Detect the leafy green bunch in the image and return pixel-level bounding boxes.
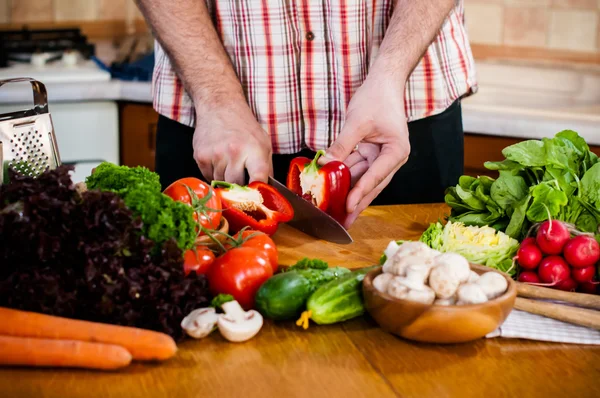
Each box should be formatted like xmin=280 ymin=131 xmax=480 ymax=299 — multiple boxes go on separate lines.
xmin=86 ymin=162 xmax=197 ymax=251
xmin=446 ymin=130 xmax=600 ymax=240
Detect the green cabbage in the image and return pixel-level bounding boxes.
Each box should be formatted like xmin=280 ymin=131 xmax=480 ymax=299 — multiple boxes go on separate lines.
xmin=420 ymin=221 xmax=520 ymax=275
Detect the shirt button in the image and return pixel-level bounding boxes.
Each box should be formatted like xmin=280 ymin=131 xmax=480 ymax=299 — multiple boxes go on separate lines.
xmin=305 ymin=31 xmax=315 ymax=41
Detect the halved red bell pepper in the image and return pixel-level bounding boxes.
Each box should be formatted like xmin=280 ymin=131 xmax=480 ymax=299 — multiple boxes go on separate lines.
xmin=211 ymin=181 xmax=294 ymax=236
xmin=286 ymin=150 xmax=351 ymax=223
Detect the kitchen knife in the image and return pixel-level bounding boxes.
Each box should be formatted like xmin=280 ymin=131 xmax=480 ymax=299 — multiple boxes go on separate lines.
xmin=268 ymin=176 xmax=353 ymax=244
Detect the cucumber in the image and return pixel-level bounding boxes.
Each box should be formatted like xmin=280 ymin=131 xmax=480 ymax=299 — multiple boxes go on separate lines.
xmin=299 ymin=266 xmax=379 ymax=327
xmin=255 ymin=267 xmax=351 ymax=321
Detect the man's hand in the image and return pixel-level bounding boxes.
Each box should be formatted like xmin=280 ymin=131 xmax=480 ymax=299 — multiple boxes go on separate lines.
xmin=193 ymin=100 xmax=272 ymax=184
xmin=321 ymin=0 xmax=456 ymax=228
xmin=321 ymin=73 xmax=410 ymax=228
xmin=136 ymin=0 xmax=271 ymax=184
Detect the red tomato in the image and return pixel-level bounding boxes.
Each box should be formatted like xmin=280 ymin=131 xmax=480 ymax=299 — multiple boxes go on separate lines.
xmin=163 ymin=177 xmax=222 ymax=232
xmin=207 ymin=247 xmax=273 ymax=310
xmin=183 ymin=248 xmax=215 ymax=276
xmin=225 ymin=230 xmax=279 ymax=273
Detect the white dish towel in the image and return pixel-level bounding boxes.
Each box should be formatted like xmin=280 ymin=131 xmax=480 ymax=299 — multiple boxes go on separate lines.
xmin=486 ymin=309 xmax=600 ymax=345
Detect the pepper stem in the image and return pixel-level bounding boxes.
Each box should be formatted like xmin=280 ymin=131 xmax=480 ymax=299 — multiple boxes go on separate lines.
xmin=211 ymin=180 xmax=235 ymax=189
xmin=305 ymin=150 xmax=327 ymax=174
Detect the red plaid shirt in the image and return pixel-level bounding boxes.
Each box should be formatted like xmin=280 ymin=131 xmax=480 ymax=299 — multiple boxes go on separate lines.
xmin=152 ymin=0 xmax=477 ymax=154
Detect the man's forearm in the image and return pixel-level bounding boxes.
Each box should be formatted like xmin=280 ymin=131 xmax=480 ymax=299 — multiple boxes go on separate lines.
xmin=372 ymin=0 xmax=456 ymax=82
xmin=135 ymin=0 xmax=245 ymax=109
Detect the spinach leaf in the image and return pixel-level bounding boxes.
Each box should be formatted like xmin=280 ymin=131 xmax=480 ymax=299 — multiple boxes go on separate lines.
xmin=502 ymin=140 xmax=546 ymax=167
xmin=490 ymin=172 xmax=528 ymax=211
xmin=580 ymin=163 xmax=600 ymax=208
xmin=455 ymin=185 xmax=487 ymax=211
xmin=556 ymin=130 xmax=597 ymax=173
xmin=484 ymin=159 xmax=522 ymax=172
xmin=544 ymin=166 xmax=576 ymax=197
xmin=542 ymin=137 xmax=579 ymax=174
xmin=526 ymin=183 xmax=569 ymax=222
xmin=505 ymin=195 xmax=532 ymax=239
xmin=459 ymin=175 xmax=478 ymax=191
xmin=576 ymin=211 xmax=599 ymax=234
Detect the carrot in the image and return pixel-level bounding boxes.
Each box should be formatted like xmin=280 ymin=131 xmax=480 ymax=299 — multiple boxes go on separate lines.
xmin=0 ymin=307 xmax=177 ymax=361
xmin=0 ymin=335 xmax=132 ymax=370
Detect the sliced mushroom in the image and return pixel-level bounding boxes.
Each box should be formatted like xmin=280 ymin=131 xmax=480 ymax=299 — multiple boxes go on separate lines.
xmin=373 ymin=273 xmax=394 ymax=293
xmin=456 ymin=283 xmax=488 ymax=305
xmin=476 ymin=272 xmax=508 ymax=300
xmin=217 ymin=300 xmax=263 ymax=343
xmin=181 ymin=307 xmax=218 ymax=339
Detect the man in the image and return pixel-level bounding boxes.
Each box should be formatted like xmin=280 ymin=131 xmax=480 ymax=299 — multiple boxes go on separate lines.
xmin=136 ymin=0 xmax=477 ymax=228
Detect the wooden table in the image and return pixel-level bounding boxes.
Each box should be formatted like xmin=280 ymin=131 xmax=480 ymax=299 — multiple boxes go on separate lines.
xmin=1 ymin=204 xmax=599 ymax=397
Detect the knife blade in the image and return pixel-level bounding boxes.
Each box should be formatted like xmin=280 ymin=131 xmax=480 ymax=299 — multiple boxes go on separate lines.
xmin=268 ymin=176 xmax=353 ymax=244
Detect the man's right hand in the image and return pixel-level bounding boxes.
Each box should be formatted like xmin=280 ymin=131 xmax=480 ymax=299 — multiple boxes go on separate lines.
xmin=192 ymin=101 xmax=273 ymax=185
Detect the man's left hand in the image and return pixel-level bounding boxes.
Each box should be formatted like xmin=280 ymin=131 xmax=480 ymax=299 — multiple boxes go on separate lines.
xmin=320 ymin=73 xmax=410 ymax=228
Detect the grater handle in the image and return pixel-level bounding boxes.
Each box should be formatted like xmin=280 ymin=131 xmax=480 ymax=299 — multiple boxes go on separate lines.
xmin=0 ymin=77 xmax=49 ymax=115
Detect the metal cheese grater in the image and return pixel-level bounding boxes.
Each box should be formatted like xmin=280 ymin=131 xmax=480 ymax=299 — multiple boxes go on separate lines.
xmin=0 ymin=78 xmax=61 ymax=184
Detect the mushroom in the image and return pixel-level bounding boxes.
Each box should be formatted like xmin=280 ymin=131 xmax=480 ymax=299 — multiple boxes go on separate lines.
xmin=386 ymin=278 xmax=409 ymax=299
xmin=392 ymin=275 xmax=428 ymax=291
xmin=394 ymin=241 xmax=433 ymax=257
xmin=428 ymin=264 xmax=461 ymax=299
xmin=181 ymin=307 xmax=218 ymax=339
xmin=383 ymin=240 xmax=401 ymax=260
xmin=434 ymin=297 xmax=456 ymax=306
xmin=456 ymin=283 xmax=488 ymax=305
xmin=384 ymin=254 xmax=435 ymax=276
xmin=405 ymin=264 xmax=432 ymax=285
xmin=217 ymin=300 xmax=263 ymax=343
xmin=404 ymin=285 xmax=436 ymax=305
xmin=467 ymin=270 xmax=480 ymax=284
xmin=476 ymin=272 xmax=508 ymax=300
xmin=373 ymin=273 xmax=394 ymax=293
xmin=433 ymin=252 xmax=471 ymax=283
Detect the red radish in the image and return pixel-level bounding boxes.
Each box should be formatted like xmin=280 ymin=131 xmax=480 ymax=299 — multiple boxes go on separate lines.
xmin=537 ymin=256 xmax=570 ymax=284
xmin=563 ymin=235 xmax=600 ymax=268
xmin=516 ymin=243 xmax=543 ymax=270
xmin=518 ymin=271 xmax=541 ymax=284
xmin=521 ymin=237 xmax=537 ymax=247
xmin=579 ymin=281 xmax=598 ymax=294
xmin=536 ymin=220 xmax=570 ymax=255
xmin=555 ymin=278 xmax=578 ymax=292
xmin=571 ymin=265 xmax=597 ymax=283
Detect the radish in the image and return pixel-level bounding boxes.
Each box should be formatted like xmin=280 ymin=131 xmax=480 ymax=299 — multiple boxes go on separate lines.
xmin=579 ymin=281 xmax=598 ymax=295
xmin=536 ymin=220 xmax=570 ymax=255
xmin=563 ymin=235 xmax=600 ymax=268
xmin=516 ymin=243 xmax=543 ymax=270
xmin=521 ymin=237 xmax=537 ymax=247
xmin=555 ymin=278 xmax=578 ymax=292
xmin=572 ymin=265 xmax=597 ymax=283
xmin=537 ymin=256 xmax=570 ymax=285
xmin=518 ymin=271 xmax=540 ymax=284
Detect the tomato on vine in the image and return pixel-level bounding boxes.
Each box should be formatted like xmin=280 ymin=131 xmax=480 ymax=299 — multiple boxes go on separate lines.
xmin=163 ymin=177 xmax=222 ymax=234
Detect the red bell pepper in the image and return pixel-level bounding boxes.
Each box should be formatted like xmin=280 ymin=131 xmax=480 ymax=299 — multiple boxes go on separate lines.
xmin=286 ymin=150 xmax=351 ymax=223
xmin=211 ymin=181 xmax=294 ymax=236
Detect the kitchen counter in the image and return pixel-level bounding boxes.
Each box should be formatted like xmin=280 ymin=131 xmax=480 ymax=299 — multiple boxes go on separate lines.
xmin=0 ymin=59 xmax=598 ymax=143
xmin=0 ymin=203 xmax=598 ymax=398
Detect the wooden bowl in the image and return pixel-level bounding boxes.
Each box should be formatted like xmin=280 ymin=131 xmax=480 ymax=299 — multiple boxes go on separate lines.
xmin=195 ymin=217 xmax=230 ymax=250
xmin=362 ymin=263 xmax=517 ymax=344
